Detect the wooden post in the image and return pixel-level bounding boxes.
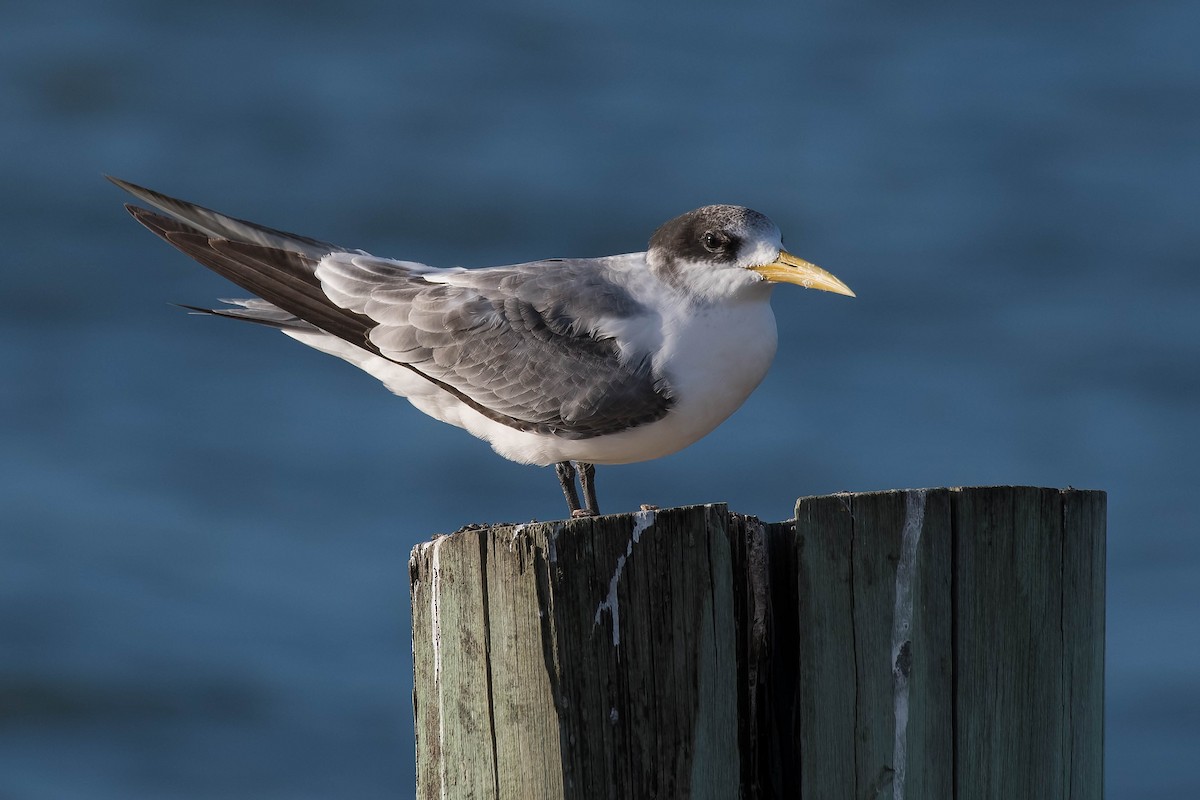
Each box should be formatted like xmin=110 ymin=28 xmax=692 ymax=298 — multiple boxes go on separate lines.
xmin=409 ymin=486 xmax=1105 ymax=799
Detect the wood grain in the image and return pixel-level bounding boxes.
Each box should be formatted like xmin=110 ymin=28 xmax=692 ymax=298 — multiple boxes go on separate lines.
xmin=409 ymin=487 xmax=1105 ymax=799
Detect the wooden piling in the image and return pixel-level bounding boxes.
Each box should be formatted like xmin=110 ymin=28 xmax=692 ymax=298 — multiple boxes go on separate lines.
xmin=409 ymin=486 xmax=1105 ymax=799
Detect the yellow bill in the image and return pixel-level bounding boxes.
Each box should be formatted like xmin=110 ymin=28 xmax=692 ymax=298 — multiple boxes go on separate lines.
xmin=750 ymin=250 xmax=855 ymax=297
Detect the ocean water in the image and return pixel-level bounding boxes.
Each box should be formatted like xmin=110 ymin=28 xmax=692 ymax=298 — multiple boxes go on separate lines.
xmin=1 ymin=1 xmax=1197 ymax=796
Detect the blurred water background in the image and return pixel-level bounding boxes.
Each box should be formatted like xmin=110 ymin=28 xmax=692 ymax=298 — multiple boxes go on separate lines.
xmin=1 ymin=1 xmax=1197 ymax=796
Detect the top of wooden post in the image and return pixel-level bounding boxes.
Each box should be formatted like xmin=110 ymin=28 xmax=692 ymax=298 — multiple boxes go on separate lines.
xmin=409 ymin=486 xmax=1105 ymax=800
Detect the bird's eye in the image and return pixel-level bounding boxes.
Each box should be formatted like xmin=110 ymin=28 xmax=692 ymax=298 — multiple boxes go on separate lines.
xmin=702 ymin=231 xmax=725 ymax=252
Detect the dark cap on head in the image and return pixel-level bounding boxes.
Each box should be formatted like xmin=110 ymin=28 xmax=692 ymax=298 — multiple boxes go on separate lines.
xmin=648 ymin=205 xmax=775 ymax=266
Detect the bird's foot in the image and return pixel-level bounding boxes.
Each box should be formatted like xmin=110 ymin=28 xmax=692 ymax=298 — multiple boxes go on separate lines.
xmin=639 ymin=504 xmax=659 ymax=512
xmin=555 ymin=461 xmax=600 ymax=518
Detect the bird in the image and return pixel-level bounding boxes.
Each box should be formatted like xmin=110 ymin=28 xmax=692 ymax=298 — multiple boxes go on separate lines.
xmin=109 ymin=177 xmax=854 ymax=517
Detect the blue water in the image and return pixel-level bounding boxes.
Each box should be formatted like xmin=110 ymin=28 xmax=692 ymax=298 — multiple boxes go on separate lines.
xmin=2 ymin=1 xmax=1197 ymax=796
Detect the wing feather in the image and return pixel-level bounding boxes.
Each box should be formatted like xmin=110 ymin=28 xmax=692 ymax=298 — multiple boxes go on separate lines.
xmin=316 ymin=254 xmax=674 ymax=438
xmin=108 ymin=176 xmax=347 ymax=259
xmin=116 ymin=182 xmax=674 ymax=439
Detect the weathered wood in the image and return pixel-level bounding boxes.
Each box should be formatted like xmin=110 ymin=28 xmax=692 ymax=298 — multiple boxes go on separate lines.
xmin=1061 ymin=489 xmax=1106 ymax=800
xmin=409 ymin=487 xmax=1105 ymax=799
xmin=790 ymin=489 xmax=955 ymax=800
xmin=411 ymin=505 xmax=740 ymax=800
xmin=726 ymin=513 xmax=800 ymax=798
xmin=954 ymin=487 xmax=1067 ymax=799
xmin=410 ymin=528 xmax=500 ymax=799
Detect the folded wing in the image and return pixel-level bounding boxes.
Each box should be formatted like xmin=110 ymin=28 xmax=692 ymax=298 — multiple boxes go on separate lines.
xmin=117 ymin=182 xmax=674 ymax=439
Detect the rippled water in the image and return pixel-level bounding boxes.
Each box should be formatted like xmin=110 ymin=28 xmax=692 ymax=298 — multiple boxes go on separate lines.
xmin=2 ymin=1 xmax=1197 ymax=796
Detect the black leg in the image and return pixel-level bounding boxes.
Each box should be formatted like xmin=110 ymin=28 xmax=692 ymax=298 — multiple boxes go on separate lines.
xmin=554 ymin=461 xmax=582 ymax=515
xmin=577 ymin=461 xmax=599 ymax=516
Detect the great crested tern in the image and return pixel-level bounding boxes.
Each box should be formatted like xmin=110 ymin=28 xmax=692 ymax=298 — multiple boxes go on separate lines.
xmin=109 ymin=177 xmax=854 ymax=517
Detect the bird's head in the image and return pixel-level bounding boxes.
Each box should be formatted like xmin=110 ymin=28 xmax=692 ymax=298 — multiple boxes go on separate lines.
xmin=646 ymin=205 xmax=854 ymax=302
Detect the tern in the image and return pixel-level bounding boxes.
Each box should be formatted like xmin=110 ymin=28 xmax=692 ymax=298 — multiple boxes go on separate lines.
xmin=110 ymin=177 xmax=853 ymax=517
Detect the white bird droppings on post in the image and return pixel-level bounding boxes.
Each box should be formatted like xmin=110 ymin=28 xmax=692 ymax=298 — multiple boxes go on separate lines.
xmin=593 ymin=510 xmax=656 ymax=648
xmin=890 ymin=489 xmax=926 ymax=800
xmin=630 ymin=510 xmax=656 ymax=541
xmin=508 ymin=523 xmax=526 ymax=550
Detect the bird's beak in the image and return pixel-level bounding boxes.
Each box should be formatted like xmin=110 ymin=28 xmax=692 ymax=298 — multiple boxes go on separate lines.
xmin=750 ymin=251 xmax=856 ymax=297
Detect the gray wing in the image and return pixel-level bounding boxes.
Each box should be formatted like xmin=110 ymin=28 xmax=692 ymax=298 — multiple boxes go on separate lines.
xmin=115 ymin=181 xmax=673 ymax=439
xmin=317 ymin=254 xmax=675 ymax=439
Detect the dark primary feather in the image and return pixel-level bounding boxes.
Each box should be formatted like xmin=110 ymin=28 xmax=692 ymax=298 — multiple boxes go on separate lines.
xmin=127 ymin=205 xmax=376 ymax=348
xmin=118 ymin=184 xmax=675 ymax=439
xmin=108 ymin=176 xmax=347 ymax=259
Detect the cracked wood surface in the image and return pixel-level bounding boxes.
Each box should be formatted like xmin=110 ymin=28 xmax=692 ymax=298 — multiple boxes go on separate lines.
xmin=409 ymin=487 xmax=1105 ymax=799
xmin=410 ymin=504 xmax=737 ymax=800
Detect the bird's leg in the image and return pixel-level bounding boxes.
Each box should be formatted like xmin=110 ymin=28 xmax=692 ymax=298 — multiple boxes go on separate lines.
xmin=554 ymin=461 xmax=583 ymax=516
xmin=577 ymin=461 xmax=600 ymax=517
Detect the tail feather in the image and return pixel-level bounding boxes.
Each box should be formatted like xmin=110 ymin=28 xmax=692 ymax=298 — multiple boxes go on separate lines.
xmin=177 ymin=299 xmax=317 ymax=331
